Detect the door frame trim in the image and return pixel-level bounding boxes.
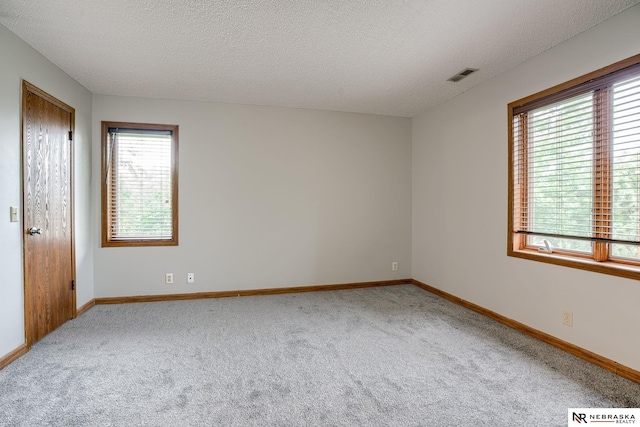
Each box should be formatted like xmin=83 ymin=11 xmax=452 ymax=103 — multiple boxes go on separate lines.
xmin=21 ymin=80 xmax=77 ymax=348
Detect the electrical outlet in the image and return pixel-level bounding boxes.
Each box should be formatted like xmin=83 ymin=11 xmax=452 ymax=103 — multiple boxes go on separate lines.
xmin=562 ymin=310 xmax=573 ymax=327
xmin=392 ymin=262 xmax=398 ymax=271
xmin=187 ymin=273 xmax=195 ymax=284
xmin=165 ymin=273 xmax=174 ymax=284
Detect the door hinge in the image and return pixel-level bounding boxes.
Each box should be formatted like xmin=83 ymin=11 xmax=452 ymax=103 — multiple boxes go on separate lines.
xmin=68 ymin=130 xmax=73 ymax=141
xmin=71 ymin=280 xmax=75 ymax=291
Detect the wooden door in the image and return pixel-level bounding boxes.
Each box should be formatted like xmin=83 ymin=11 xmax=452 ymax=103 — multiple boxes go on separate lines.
xmin=22 ymin=81 xmax=76 ymax=346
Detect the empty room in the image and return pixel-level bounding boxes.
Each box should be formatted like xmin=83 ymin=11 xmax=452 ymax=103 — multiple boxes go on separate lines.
xmin=1 ymin=1 xmax=639 ymax=425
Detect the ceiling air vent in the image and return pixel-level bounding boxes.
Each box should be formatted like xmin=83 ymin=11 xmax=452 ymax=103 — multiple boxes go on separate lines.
xmin=447 ymin=68 xmax=478 ymax=82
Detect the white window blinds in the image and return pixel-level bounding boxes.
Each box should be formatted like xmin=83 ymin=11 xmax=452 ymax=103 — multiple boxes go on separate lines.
xmin=106 ymin=128 xmax=175 ymax=241
xmin=512 ymin=64 xmax=640 ymax=249
xmin=611 ymin=74 xmax=640 ymax=256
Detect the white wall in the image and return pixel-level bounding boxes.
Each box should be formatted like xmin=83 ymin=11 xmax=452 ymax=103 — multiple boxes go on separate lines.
xmin=0 ymin=24 xmax=94 ymax=358
xmin=412 ymin=4 xmax=640 ymax=371
xmin=92 ymin=96 xmax=412 ymax=297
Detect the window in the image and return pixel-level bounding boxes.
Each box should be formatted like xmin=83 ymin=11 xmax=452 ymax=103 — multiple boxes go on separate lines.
xmin=508 ymin=54 xmax=640 ymax=279
xmin=101 ymin=121 xmax=178 ymax=247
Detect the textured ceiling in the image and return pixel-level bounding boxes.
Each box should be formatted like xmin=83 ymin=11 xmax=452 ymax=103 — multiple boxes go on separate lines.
xmin=1 ymin=0 xmax=638 ymax=117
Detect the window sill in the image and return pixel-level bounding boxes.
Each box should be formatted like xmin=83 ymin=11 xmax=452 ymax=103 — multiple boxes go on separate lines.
xmin=102 ymin=239 xmax=178 ymax=248
xmin=508 ymin=248 xmax=640 ymax=281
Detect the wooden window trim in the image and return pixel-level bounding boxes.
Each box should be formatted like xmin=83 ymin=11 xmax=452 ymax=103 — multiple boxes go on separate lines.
xmin=101 ymin=121 xmax=179 ymax=247
xmin=508 ymin=54 xmax=640 ymax=280
xmin=592 ymin=87 xmax=611 ymax=262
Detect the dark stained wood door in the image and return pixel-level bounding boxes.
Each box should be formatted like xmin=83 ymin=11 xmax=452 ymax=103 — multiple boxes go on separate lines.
xmin=22 ymin=81 xmax=75 ymax=345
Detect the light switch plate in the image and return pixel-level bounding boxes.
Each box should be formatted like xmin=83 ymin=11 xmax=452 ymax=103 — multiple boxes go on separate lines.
xmin=10 ymin=206 xmax=18 ymax=222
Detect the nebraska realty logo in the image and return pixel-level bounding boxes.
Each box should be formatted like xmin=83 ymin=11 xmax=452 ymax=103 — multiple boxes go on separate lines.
xmin=569 ymin=408 xmax=639 ymax=424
